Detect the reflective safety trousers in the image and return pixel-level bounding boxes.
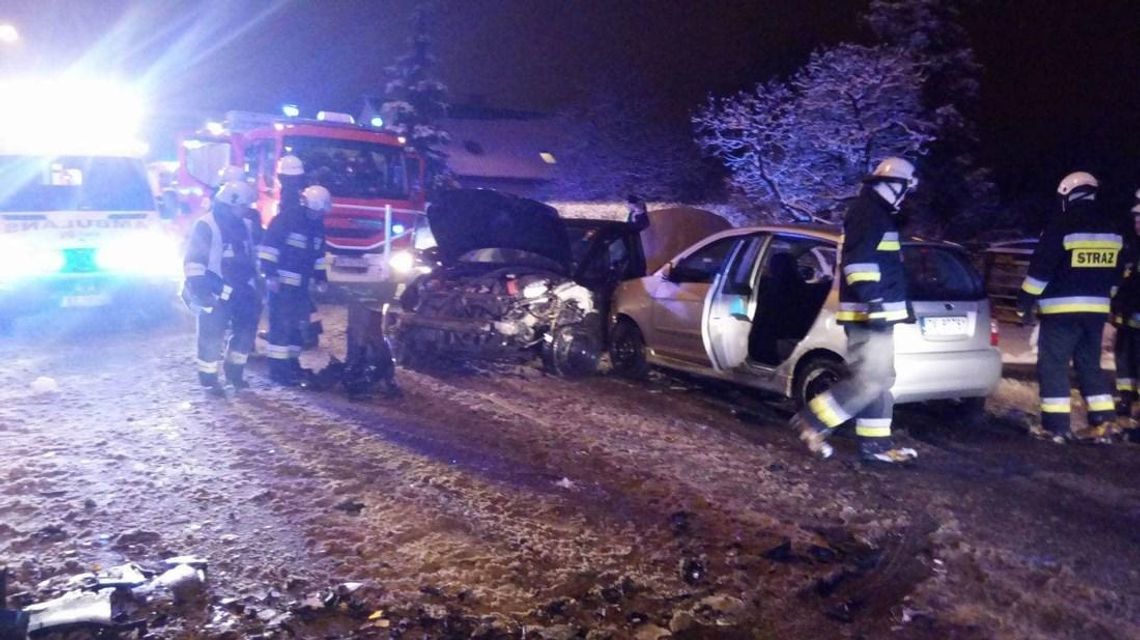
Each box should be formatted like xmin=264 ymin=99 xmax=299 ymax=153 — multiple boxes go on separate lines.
xmin=1037 ymin=315 xmax=1114 ymax=434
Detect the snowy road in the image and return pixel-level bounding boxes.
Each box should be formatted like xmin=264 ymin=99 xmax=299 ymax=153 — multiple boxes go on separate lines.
xmin=1 ymin=304 xmax=1139 ymax=639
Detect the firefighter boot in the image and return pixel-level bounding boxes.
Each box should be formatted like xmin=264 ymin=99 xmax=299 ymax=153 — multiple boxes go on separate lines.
xmin=268 ymin=359 xmax=300 ymax=387
xmin=859 ymin=440 xmax=918 ymax=466
xmin=791 ymin=413 xmax=833 ymax=459
xmin=223 ymin=362 xmax=250 ymax=390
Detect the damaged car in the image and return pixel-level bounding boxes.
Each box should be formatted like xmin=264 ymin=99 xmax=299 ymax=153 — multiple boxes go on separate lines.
xmin=394 ymin=190 xmax=730 ymax=375
xmin=396 ymin=189 xmax=605 ymax=375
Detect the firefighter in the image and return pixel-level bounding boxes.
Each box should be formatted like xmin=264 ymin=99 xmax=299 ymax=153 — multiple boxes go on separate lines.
xmin=1111 ymin=196 xmax=1140 ymax=441
xmin=182 ymin=181 xmax=262 ymax=395
xmin=1018 ymin=172 xmax=1123 ymax=443
xmin=791 ymin=157 xmax=920 ymax=465
xmin=259 ymin=184 xmax=331 ymax=386
xmin=217 ymin=164 xmax=264 ymax=246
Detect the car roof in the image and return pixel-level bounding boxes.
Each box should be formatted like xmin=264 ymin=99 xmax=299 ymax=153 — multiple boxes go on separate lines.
xmin=691 ymin=223 xmax=967 ymax=251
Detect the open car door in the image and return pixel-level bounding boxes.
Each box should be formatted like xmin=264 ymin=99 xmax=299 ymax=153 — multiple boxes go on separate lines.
xmin=701 ymin=234 xmax=767 ymax=371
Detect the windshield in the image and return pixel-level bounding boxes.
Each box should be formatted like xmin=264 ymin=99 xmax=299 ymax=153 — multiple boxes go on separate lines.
xmin=284 ymin=136 xmax=408 ymax=200
xmin=0 ymin=155 xmax=154 ymax=212
xmin=902 ymin=244 xmax=985 ymax=301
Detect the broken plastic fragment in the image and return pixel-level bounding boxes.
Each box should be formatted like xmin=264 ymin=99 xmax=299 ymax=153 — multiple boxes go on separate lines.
xmin=24 ymin=590 xmax=113 ymax=633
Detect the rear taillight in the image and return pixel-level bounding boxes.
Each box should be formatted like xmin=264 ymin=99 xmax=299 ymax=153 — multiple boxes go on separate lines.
xmin=990 ymin=318 xmax=1000 ymax=347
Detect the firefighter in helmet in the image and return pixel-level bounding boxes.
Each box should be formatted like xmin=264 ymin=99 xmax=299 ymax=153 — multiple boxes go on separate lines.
xmin=1018 ymin=172 xmax=1123 ymax=443
xmin=216 ymin=164 xmax=264 ymax=246
xmin=792 ymin=157 xmax=920 ymax=465
xmin=259 ymin=182 xmax=330 ymax=385
xmin=1110 ymin=191 xmax=1140 ymax=441
xmin=183 ymin=180 xmax=262 ymax=395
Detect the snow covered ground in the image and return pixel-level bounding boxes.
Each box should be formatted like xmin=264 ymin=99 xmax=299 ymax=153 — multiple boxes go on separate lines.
xmin=1 ymin=304 xmax=1138 ymax=639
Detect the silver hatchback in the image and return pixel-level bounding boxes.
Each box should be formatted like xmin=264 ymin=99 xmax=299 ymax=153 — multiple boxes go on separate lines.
xmin=609 ymin=225 xmax=1002 ymax=409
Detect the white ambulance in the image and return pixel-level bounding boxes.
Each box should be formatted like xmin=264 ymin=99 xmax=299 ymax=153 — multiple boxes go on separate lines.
xmin=0 ymin=78 xmax=181 ymax=327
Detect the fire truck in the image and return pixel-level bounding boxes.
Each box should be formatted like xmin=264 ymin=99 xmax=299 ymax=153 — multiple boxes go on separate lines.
xmin=0 ymin=78 xmax=181 ymax=327
xmin=175 ymin=110 xmax=426 ymax=285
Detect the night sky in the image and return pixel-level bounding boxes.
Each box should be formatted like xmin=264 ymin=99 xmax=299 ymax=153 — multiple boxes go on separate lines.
xmin=2 ymin=0 xmax=1138 ymax=207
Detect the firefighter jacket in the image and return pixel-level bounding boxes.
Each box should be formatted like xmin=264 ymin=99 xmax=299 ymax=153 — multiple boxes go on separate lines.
xmin=836 ymin=188 xmax=909 ymax=325
xmin=1111 ymin=235 xmax=1140 ymax=327
xmin=183 ymin=207 xmax=259 ymax=309
xmin=258 ymin=207 xmax=328 ymax=291
xmin=1019 ymin=200 xmax=1123 ymax=316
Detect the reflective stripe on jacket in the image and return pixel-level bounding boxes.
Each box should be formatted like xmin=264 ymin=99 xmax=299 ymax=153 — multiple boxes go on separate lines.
xmin=1019 ymin=200 xmax=1123 ymax=316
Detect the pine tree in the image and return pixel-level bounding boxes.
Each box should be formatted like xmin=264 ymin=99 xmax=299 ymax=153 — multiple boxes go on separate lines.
xmin=381 ymin=4 xmax=451 ymax=189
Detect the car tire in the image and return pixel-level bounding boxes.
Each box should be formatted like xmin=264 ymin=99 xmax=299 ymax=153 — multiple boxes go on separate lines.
xmin=542 ymin=324 xmax=601 ymax=377
xmin=610 ymin=320 xmax=649 ymax=379
xmin=793 ymin=354 xmax=846 ymax=410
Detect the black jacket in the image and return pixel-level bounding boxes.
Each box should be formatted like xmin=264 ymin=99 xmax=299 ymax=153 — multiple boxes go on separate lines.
xmin=183 ymin=207 xmax=258 ymax=307
xmin=258 ymin=208 xmax=328 ymax=290
xmin=1020 ymin=199 xmax=1123 ymax=316
xmin=836 ymin=188 xmax=909 ymax=325
xmin=1111 ymin=233 xmax=1140 ymax=326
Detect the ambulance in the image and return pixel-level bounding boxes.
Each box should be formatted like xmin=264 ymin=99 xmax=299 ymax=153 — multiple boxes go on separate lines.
xmin=0 ymin=77 xmax=180 ymax=326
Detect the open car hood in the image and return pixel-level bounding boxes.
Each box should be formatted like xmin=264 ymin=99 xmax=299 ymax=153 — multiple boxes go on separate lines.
xmin=428 ymin=189 xmax=572 ymax=273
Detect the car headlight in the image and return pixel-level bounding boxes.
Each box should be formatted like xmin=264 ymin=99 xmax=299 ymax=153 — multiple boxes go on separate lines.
xmin=95 ymin=232 xmax=183 ymax=277
xmin=0 ymin=243 xmax=65 ymax=281
xmin=389 ymin=250 xmax=415 ymax=274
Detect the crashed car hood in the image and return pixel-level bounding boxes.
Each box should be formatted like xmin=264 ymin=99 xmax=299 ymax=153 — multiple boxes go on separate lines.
xmin=428 ymin=190 xmax=572 ymax=273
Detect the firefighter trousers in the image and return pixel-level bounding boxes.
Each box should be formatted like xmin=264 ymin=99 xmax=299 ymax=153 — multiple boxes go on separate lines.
xmin=1114 ymin=325 xmax=1140 ymax=413
xmin=799 ymin=324 xmax=897 ymax=450
xmin=1037 ymin=314 xmax=1114 ymax=434
xmin=266 ymin=289 xmax=308 ymax=378
xmin=196 ymin=287 xmax=260 ymax=386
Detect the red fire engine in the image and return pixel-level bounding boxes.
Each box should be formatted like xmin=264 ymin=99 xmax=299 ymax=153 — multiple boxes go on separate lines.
xmin=175 ymin=110 xmax=426 ymax=283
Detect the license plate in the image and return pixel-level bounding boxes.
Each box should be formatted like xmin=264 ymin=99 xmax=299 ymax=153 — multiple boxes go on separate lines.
xmin=61 ymin=293 xmax=111 ymax=308
xmin=921 ymin=315 xmax=968 ymax=336
xmin=334 ymin=256 xmax=370 ymax=269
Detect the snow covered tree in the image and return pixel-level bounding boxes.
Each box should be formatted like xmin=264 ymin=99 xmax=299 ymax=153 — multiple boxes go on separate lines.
xmin=694 ymin=44 xmax=935 ymax=223
xmin=381 ymin=4 xmax=451 ymax=189
xmin=866 ymin=0 xmax=998 ymax=238
xmin=549 ymin=89 xmax=722 ymax=203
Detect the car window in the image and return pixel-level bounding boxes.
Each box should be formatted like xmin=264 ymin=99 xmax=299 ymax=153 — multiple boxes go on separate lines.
xmin=761 ymin=236 xmax=835 ymax=285
xmin=903 ymin=245 xmax=985 ymax=301
xmin=722 ymin=235 xmax=765 ymax=295
xmin=671 ymin=236 xmax=739 ymax=284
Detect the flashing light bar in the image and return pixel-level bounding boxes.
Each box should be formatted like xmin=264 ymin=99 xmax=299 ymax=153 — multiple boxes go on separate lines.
xmin=205 ymin=121 xmax=225 ymax=136
xmin=0 ymin=76 xmax=147 ymax=156
xmin=316 ymin=111 xmax=354 ymax=124
xmin=282 ymin=104 xmax=300 ymax=118
xmin=370 ymin=116 xmax=384 ymax=128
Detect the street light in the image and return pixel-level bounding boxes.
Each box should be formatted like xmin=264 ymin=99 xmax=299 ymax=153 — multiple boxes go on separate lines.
xmin=0 ymin=23 xmax=18 ymax=45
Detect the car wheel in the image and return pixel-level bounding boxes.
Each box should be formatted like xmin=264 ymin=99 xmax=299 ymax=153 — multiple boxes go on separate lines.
xmin=543 ymin=324 xmax=601 ymax=377
xmin=793 ymin=354 xmax=846 ymax=410
xmin=610 ymin=320 xmax=649 ymax=379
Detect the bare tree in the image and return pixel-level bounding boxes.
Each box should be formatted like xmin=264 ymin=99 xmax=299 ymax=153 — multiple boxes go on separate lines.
xmin=694 ymin=44 xmax=935 ymax=224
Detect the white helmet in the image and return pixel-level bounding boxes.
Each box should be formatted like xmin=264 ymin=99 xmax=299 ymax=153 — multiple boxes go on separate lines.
xmin=865 ymin=156 xmax=918 ymax=188
xmin=1057 ymin=171 xmax=1098 ymax=196
xmin=301 ymin=185 xmax=332 ymax=213
xmin=217 ymin=164 xmax=245 ymax=185
xmin=1132 ymin=202 xmax=1140 ymax=216
xmin=1134 ymin=187 xmax=1140 ymax=201
xmin=276 ymin=154 xmax=304 ymax=177
xmin=215 ymin=180 xmax=256 ymax=207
